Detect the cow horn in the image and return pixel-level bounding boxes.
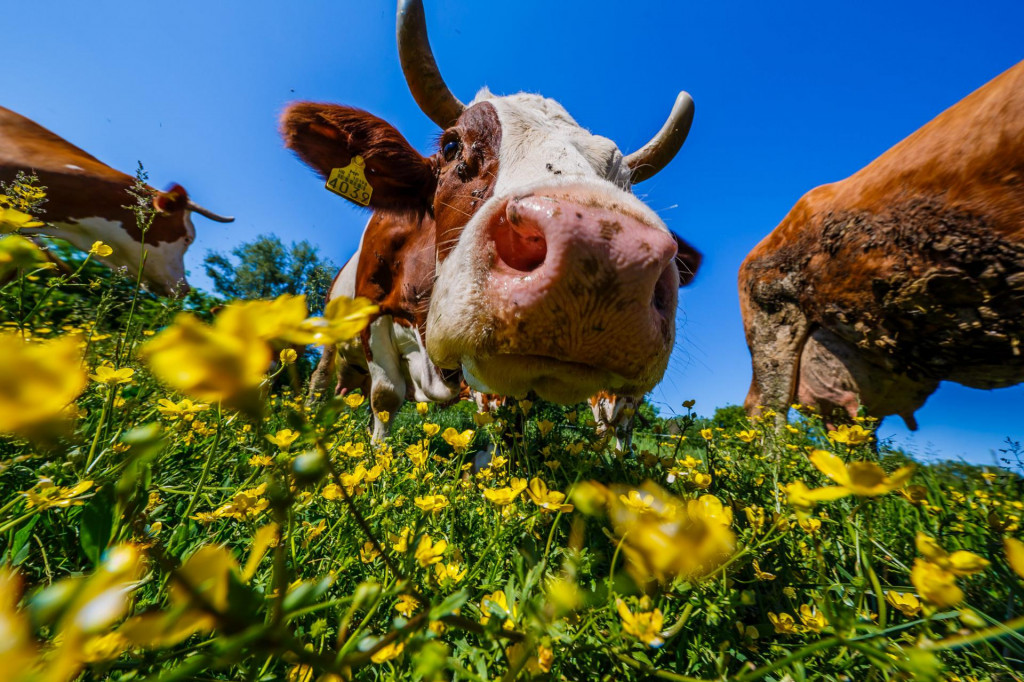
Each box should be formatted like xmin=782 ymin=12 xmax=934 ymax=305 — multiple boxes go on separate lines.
xmin=624 ymin=91 xmax=695 ymax=183
xmin=397 ymin=0 xmax=465 ymax=129
xmin=186 ymin=200 xmax=234 ymax=223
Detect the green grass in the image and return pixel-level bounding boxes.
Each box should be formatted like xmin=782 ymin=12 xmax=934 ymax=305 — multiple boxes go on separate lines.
xmin=1 ymin=200 xmax=1022 ymax=681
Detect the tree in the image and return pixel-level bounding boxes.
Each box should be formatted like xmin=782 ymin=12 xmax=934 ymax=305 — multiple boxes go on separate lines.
xmin=203 ymin=235 xmax=336 ymax=314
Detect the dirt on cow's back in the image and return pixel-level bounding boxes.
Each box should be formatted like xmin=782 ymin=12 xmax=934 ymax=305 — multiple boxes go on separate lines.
xmin=778 ymin=197 xmax=1024 ymax=388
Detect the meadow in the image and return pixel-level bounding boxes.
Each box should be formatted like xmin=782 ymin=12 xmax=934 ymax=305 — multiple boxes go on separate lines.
xmin=1 ymin=176 xmax=1023 ymax=681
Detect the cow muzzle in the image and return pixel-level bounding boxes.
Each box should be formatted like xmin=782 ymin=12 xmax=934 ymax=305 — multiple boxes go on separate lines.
xmin=430 ymin=185 xmax=680 ymax=403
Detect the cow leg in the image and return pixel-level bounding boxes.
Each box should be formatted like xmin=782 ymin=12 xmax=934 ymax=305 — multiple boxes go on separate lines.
xmin=366 ymin=318 xmax=406 ymax=442
xmin=307 ymin=345 xmax=338 ymax=404
xmin=741 ymin=299 xmax=811 ymax=423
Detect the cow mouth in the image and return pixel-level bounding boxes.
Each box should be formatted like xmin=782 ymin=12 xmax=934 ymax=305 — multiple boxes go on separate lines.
xmin=461 ymin=353 xmax=636 ymax=404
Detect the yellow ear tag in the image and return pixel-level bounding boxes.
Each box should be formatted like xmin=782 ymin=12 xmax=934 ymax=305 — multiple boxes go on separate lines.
xmin=326 ymin=155 xmax=373 ymax=206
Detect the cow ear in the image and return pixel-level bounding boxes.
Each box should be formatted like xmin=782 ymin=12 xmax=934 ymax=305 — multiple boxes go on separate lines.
xmin=673 ymin=233 xmax=702 ymax=287
xmin=281 ymin=102 xmax=437 ymax=210
xmin=154 ymin=184 xmax=188 ymax=214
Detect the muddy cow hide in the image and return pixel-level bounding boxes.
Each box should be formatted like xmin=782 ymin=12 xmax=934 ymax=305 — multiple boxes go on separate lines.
xmin=739 ymin=60 xmax=1024 ymax=429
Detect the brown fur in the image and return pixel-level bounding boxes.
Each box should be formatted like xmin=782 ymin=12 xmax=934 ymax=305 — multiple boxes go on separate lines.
xmin=739 ymin=60 xmax=1024 ymax=426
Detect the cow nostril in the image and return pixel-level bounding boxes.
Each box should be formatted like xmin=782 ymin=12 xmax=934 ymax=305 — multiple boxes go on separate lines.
xmin=492 ymin=207 xmax=547 ymax=272
xmin=651 ymin=263 xmax=675 ymax=317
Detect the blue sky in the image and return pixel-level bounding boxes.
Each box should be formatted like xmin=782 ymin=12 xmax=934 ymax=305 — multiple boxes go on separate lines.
xmin=4 ymin=0 xmax=1022 ymax=464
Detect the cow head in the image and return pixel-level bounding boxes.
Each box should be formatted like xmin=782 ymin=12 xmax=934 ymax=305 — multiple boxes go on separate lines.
xmin=281 ymin=0 xmax=701 ymax=403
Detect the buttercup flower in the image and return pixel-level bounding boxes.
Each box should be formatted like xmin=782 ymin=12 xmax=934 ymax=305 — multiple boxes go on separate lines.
xmin=442 ymin=427 xmax=475 ymax=453
xmin=266 ymin=429 xmax=300 ymax=450
xmin=885 ymin=591 xmax=922 ymax=617
xmin=525 ymin=478 xmax=574 ymax=513
xmin=616 ymin=599 xmax=664 ymax=647
xmin=91 ymin=363 xmax=135 ymax=384
xmin=414 ymin=534 xmax=447 ymax=567
xmin=807 ymin=450 xmax=914 ymax=499
xmin=827 ymin=424 xmax=874 ymax=445
xmin=0 ymin=334 xmax=86 ymax=435
xmin=483 ymin=478 xmax=528 ymax=507
xmin=89 ymin=241 xmax=113 ymax=257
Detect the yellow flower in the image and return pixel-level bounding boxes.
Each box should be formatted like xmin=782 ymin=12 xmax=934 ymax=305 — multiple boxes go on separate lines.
xmin=301 ymin=519 xmax=327 ymax=545
xmin=0 ymin=198 xmax=44 ymax=231
xmin=0 ymin=234 xmax=44 ymax=274
xmin=416 ymin=402 xmax=429 ymax=415
xmin=23 ymin=478 xmax=93 ymax=510
xmin=768 ymin=612 xmax=801 ymax=635
xmin=537 ymin=645 xmax=554 ymax=672
xmin=279 ymin=348 xmax=298 ymax=365
xmin=371 ymin=640 xmax=404 ymax=664
xmin=433 ymin=561 xmax=467 ymax=587
xmin=480 ymin=590 xmax=516 ymax=629
xmin=619 ymin=490 xmax=656 ymax=514
xmin=141 ymin=311 xmax=271 ymax=414
xmin=390 ymin=527 xmax=411 ymax=553
xmin=799 ymin=604 xmax=826 ymax=632
xmin=616 ymin=599 xmax=664 ymax=647
xmin=414 ymin=534 xmax=447 ymax=567
xmin=752 ymin=559 xmax=775 ymax=581
xmin=690 ymin=472 xmax=712 ymax=489
xmin=343 ymin=393 xmax=365 ymax=409
xmin=915 ymin=533 xmax=990 ymax=576
xmin=89 ymin=241 xmax=113 ymax=257
xmin=911 ymin=558 xmax=963 ymax=608
xmin=483 ymin=478 xmax=528 ymax=507
xmin=735 ymin=430 xmax=757 ymax=443
xmin=406 ymin=441 xmax=428 ymax=468
xmin=376 ymin=410 xmax=390 ymax=423
xmin=0 ymin=334 xmax=86 ymax=435
xmin=798 ymin=517 xmax=822 ymax=533
xmin=536 ymin=419 xmax=554 ymax=436
xmin=248 ymin=455 xmax=274 ymax=467
xmin=414 ymin=494 xmax=450 ymax=514
xmin=359 ymin=541 xmax=380 ymax=563
xmin=807 ymin=450 xmax=914 ymax=499
xmin=442 ymin=427 xmax=475 ymax=453
xmin=321 ymin=483 xmax=343 ymax=501
xmin=266 ymin=428 xmax=300 ymax=449
xmin=584 ymin=483 xmax=735 ymax=584
xmin=827 ymin=424 xmax=874 ymax=445
xmin=473 ymin=411 xmax=494 ymax=426
xmin=394 ymin=594 xmax=418 ymax=618
xmin=525 ymin=478 xmax=574 ymax=513
xmin=1005 ymin=537 xmax=1024 ymax=580
xmin=213 ymin=484 xmax=270 ymax=521
xmin=885 ymin=591 xmax=922 ymax=618
xmin=296 ymin=296 xmax=379 ymax=345
xmin=423 ymin=422 xmax=440 ymax=437
xmin=699 ymin=428 xmax=713 ymax=441
xmin=287 ymin=664 xmax=313 ymax=682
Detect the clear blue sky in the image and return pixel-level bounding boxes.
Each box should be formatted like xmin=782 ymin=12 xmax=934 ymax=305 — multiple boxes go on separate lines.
xmin=4 ymin=0 xmax=1022 ymax=465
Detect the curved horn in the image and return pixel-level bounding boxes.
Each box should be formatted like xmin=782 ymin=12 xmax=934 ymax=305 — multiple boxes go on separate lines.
xmin=624 ymin=91 xmax=695 ymax=183
xmin=397 ymin=0 xmax=465 ymax=128
xmin=186 ymin=200 xmax=234 ymax=223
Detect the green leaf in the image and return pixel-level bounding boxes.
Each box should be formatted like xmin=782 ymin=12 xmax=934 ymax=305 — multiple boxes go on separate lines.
xmin=10 ymin=514 xmax=40 ymax=566
xmin=429 ymin=588 xmax=469 ymax=621
xmin=80 ymin=491 xmax=113 ymax=566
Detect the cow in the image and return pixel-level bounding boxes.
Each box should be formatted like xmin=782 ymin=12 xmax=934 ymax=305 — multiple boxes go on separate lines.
xmin=289 ymin=0 xmax=702 ymax=440
xmin=0 ymin=106 xmax=233 ymax=296
xmin=739 ymin=60 xmax=1024 ymax=430
xmin=590 ymin=391 xmax=639 ymax=452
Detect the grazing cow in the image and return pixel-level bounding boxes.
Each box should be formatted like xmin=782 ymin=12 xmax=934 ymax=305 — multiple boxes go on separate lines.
xmin=590 ymin=391 xmax=639 ymax=452
xmin=740 ymin=60 xmax=1024 ymax=429
xmin=291 ymin=0 xmax=702 ymax=440
xmin=0 ymin=106 xmax=233 ymax=296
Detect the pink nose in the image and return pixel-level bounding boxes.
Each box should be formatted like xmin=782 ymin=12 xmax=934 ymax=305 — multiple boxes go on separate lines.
xmin=484 ymin=190 xmax=679 ymax=378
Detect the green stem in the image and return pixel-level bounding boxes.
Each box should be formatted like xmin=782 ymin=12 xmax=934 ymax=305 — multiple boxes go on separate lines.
xmin=181 ymin=404 xmax=223 ymax=521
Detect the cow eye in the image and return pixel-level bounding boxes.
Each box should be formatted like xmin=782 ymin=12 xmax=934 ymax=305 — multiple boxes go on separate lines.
xmin=442 ymin=139 xmax=461 ymax=162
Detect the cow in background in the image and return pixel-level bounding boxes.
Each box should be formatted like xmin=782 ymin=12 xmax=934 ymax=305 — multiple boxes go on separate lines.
xmin=740 ymin=60 xmax=1024 ymax=429
xmin=590 ymin=392 xmax=639 ymax=452
xmin=293 ymin=0 xmax=702 ymax=440
xmin=0 ymin=106 xmax=233 ymax=296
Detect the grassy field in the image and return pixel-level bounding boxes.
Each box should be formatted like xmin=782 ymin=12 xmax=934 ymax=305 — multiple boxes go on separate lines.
xmin=1 ymin=184 xmax=1023 ymax=681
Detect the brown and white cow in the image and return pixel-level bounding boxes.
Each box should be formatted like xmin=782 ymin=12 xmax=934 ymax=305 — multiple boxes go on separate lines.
xmin=291 ymin=0 xmax=702 ymax=439
xmin=740 ymin=60 xmax=1024 ymax=429
xmin=590 ymin=391 xmax=639 ymax=452
xmin=0 ymin=106 xmax=233 ymax=296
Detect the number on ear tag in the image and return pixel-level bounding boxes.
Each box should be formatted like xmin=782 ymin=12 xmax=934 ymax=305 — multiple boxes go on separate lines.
xmin=326 ymin=156 xmax=373 ymax=206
